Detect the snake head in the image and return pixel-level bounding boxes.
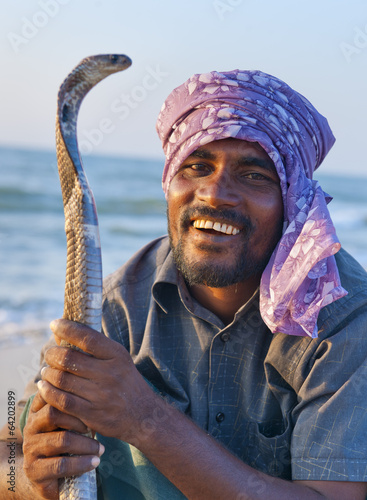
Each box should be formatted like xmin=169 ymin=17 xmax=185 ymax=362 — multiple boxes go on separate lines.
xmin=81 ymin=54 xmax=133 ymax=76
xmin=58 ymin=54 xmax=132 ymax=105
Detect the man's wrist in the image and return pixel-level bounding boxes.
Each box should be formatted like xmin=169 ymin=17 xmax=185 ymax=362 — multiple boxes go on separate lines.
xmin=121 ymin=388 xmax=172 ymax=450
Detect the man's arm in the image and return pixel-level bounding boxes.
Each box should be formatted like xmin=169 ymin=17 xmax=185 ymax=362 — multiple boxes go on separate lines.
xmin=26 ymin=319 xmax=367 ymax=500
xmin=130 ymin=394 xmax=367 ymax=500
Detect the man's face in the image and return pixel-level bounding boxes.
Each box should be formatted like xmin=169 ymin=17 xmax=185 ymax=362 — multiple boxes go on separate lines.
xmin=167 ymin=138 xmax=284 ymax=288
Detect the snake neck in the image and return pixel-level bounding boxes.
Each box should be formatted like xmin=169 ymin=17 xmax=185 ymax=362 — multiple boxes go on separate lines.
xmin=57 ymin=64 xmax=99 ymax=140
xmin=56 ymin=59 xmax=104 ymax=184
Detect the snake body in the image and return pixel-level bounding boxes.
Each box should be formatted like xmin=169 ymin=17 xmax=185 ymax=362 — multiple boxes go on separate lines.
xmin=55 ymin=54 xmax=132 ymax=500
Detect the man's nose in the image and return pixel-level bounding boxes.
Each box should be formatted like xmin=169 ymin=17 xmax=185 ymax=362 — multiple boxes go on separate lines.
xmin=196 ymin=171 xmax=242 ymax=208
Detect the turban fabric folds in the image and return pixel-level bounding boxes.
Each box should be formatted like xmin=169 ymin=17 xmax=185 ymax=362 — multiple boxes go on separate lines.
xmin=156 ymin=70 xmax=347 ymax=338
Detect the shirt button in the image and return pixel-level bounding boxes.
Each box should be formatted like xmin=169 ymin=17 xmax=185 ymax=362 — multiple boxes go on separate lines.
xmin=216 ymin=412 xmax=225 ymax=423
xmin=220 ymin=332 xmax=230 ymax=342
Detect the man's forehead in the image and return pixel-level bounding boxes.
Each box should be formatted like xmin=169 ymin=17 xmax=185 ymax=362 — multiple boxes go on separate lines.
xmin=187 ymin=138 xmax=268 ymax=156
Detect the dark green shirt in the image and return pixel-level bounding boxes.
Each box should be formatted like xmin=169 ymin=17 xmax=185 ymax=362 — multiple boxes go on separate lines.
xmin=97 ymin=236 xmax=367 ymax=497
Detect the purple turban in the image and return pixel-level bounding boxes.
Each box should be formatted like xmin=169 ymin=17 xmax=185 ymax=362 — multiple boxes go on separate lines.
xmin=156 ymin=70 xmax=347 ymax=338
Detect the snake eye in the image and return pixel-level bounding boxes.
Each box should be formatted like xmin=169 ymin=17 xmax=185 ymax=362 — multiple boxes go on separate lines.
xmin=110 ymin=54 xmax=118 ymax=63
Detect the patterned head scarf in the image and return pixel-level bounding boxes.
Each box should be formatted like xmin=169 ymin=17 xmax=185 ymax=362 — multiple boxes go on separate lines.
xmin=156 ymin=70 xmax=347 ymax=338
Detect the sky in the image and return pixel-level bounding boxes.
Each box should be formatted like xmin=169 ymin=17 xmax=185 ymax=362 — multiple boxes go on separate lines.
xmin=1 ymin=0 xmax=366 ymax=176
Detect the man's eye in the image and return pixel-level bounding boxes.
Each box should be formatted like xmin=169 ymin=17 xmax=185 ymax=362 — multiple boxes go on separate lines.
xmin=242 ymin=172 xmax=268 ymax=181
xmin=184 ymin=164 xmax=211 ymax=175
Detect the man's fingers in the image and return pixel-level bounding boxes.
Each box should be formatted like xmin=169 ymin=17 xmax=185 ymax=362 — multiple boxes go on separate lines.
xmin=22 ymin=427 xmax=104 ymax=500
xmin=28 ymin=401 xmax=89 ymax=434
xmin=25 ymin=454 xmax=100 ymax=482
xmin=43 ymin=346 xmax=104 ymax=380
xmin=37 ymin=380 xmax=88 ymax=418
xmin=27 ymin=430 xmax=102 ymax=458
xmin=30 ymin=391 xmax=47 ymax=412
xmin=50 ymin=318 xmax=118 ymax=359
xmin=41 ymin=365 xmax=94 ymax=395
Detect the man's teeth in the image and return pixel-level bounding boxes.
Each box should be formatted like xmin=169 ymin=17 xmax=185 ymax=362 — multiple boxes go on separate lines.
xmin=193 ymin=220 xmax=240 ymax=235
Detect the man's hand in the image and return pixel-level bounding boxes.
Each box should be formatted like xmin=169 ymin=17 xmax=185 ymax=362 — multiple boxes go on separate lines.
xmin=22 ymin=391 xmax=102 ymax=500
xmin=38 ymin=319 xmax=159 ymax=445
xmin=22 ymin=319 xmax=163 ymax=499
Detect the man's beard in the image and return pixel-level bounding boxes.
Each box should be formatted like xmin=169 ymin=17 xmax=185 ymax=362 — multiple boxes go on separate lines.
xmin=168 ymin=206 xmax=282 ymax=288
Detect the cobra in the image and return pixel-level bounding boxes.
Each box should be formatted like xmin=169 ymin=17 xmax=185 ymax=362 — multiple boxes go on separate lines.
xmin=55 ymin=54 xmax=132 ymax=500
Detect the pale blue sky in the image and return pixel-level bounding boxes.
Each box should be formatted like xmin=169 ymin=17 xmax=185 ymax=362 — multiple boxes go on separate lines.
xmin=1 ymin=0 xmax=366 ymax=176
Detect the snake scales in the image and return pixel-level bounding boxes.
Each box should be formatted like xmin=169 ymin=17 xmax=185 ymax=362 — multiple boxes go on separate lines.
xmin=55 ymin=54 xmax=132 ymax=499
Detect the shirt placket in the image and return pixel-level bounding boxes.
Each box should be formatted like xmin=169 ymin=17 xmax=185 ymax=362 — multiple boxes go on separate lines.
xmin=207 ymin=324 xmax=236 ymax=441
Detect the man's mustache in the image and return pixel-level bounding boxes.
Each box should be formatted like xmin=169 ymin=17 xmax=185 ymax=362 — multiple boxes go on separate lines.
xmin=179 ymin=206 xmax=254 ymax=233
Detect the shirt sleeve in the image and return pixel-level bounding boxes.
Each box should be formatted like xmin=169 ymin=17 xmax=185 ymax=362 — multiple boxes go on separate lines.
xmin=289 ymin=304 xmax=367 ymax=481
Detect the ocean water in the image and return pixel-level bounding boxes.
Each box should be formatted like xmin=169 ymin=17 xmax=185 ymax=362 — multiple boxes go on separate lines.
xmin=0 ymin=146 xmax=366 ymax=347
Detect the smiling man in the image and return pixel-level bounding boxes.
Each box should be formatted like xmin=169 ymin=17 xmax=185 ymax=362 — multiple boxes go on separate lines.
xmin=3 ymin=70 xmax=367 ymax=499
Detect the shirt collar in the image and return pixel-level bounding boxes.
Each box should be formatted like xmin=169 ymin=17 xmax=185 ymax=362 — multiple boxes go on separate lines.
xmin=152 ymin=249 xmax=181 ymax=314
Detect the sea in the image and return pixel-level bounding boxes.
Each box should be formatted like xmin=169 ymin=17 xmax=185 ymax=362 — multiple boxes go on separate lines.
xmin=1 ymin=146 xmax=366 ymax=348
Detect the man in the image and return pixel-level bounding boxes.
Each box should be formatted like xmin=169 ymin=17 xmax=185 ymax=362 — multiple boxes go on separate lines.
xmin=2 ymin=70 xmax=367 ymax=499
